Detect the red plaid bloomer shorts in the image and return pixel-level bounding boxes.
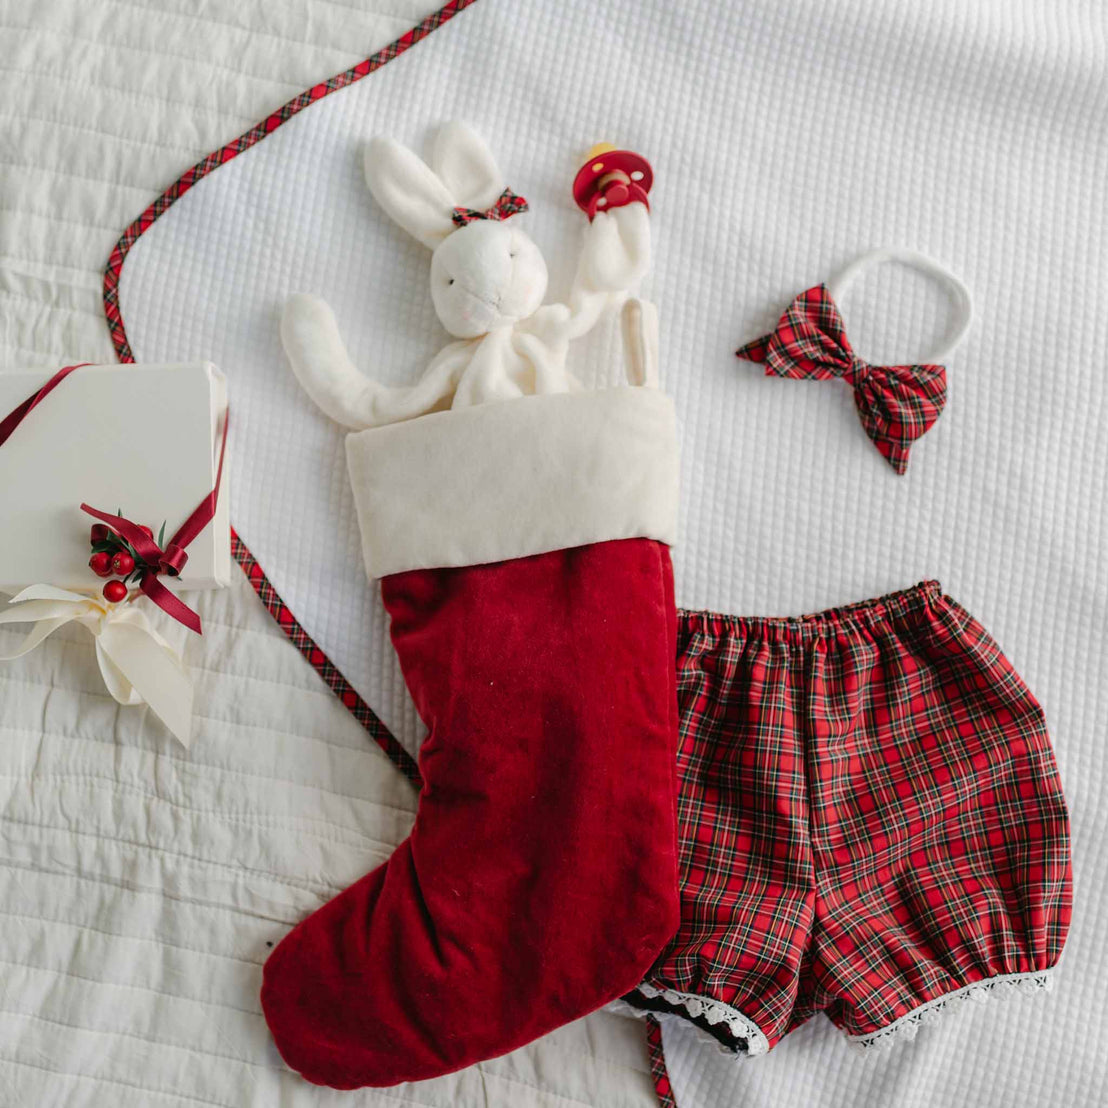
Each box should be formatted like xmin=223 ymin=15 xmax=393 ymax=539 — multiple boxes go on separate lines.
xmin=626 ymin=581 xmax=1071 ymax=1054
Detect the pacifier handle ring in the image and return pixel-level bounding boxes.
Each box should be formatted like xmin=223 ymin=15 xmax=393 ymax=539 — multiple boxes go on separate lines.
xmin=827 ymin=248 xmax=974 ymax=364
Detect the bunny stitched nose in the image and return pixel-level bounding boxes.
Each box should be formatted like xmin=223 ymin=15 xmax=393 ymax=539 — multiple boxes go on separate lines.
xmin=431 ymin=220 xmax=549 ymax=339
xmin=455 ymin=258 xmax=511 ymax=310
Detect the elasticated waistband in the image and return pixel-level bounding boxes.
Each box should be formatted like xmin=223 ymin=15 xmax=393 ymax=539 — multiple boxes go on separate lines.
xmin=679 ymin=581 xmax=942 ymax=644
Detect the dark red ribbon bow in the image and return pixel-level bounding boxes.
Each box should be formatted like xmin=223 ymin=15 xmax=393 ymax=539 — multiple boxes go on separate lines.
xmin=451 ymin=187 xmax=529 ymax=227
xmin=736 ymin=284 xmax=947 ymax=475
xmin=0 ymin=362 xmax=227 ymax=636
xmin=80 ymin=407 xmax=228 ymax=634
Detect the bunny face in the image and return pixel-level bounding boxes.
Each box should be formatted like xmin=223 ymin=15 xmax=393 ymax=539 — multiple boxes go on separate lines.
xmin=364 ymin=123 xmax=552 ymax=338
xmin=430 ymin=219 xmax=548 ymax=338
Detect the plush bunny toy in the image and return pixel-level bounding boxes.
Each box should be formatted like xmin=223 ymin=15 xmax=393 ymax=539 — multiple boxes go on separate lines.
xmin=279 ymin=121 xmax=654 ymax=428
xmin=264 ymin=123 xmax=680 ymax=1091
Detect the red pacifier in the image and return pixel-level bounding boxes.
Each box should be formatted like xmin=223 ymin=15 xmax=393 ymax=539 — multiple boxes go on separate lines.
xmin=572 ymin=143 xmax=653 ymax=221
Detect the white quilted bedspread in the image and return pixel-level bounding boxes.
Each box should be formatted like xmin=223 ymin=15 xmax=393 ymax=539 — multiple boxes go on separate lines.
xmin=4 ymin=1 xmax=1108 ymax=1106
xmin=0 ymin=3 xmax=657 ymax=1106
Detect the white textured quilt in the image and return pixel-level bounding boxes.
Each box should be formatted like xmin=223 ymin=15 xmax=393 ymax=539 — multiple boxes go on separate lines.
xmin=5 ymin=1 xmax=1108 ymax=1105
xmin=112 ymin=0 xmax=1106 ymax=1105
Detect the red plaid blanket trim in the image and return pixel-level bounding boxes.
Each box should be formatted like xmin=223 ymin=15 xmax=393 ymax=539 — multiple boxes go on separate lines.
xmin=104 ymin=0 xmax=476 ymax=363
xmin=232 ymin=532 xmax=420 ymax=786
xmin=645 ymin=1015 xmax=677 ymax=1108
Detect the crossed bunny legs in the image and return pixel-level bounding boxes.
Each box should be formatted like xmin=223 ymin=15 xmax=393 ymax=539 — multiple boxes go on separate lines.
xmin=260 ymin=538 xmax=680 ymax=1088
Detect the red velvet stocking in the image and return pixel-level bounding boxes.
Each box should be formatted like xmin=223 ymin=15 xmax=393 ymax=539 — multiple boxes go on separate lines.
xmin=260 ymin=538 xmax=680 ymax=1088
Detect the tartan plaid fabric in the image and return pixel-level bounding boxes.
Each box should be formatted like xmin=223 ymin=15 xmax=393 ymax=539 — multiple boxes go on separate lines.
xmin=736 ymin=284 xmax=947 ymax=474
xmin=644 ymin=1016 xmax=676 ymax=1108
xmin=627 ymin=581 xmax=1071 ymax=1053
xmin=451 ymin=187 xmax=529 ymax=227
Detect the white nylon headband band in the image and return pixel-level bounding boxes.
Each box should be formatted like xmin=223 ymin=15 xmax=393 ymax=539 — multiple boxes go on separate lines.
xmin=827 ymin=248 xmax=974 ymax=365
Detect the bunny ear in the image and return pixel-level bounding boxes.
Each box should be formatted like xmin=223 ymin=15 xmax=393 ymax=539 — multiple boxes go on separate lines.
xmin=363 ymin=136 xmax=457 ymax=250
xmin=431 ymin=122 xmax=506 ymax=211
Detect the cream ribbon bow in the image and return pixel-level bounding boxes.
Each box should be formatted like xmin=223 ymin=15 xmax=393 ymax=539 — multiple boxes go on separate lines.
xmin=0 ymin=584 xmax=193 ymax=747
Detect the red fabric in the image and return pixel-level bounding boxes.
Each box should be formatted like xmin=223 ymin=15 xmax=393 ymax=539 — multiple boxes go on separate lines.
xmin=645 ymin=1016 xmax=677 ymax=1108
xmin=261 ymin=538 xmax=681 ymax=1088
xmin=736 ymin=284 xmax=947 ymax=474
xmin=451 ymin=186 xmax=529 ymax=226
xmin=627 ymin=582 xmax=1072 ymax=1051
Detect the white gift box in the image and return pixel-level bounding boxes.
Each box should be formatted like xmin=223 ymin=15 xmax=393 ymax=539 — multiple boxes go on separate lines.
xmin=0 ymin=362 xmax=230 ymax=594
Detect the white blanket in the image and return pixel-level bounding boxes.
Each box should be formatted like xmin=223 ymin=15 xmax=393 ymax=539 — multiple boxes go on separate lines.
xmin=113 ymin=0 xmax=1107 ymax=1105
xmin=0 ymin=2 xmax=658 ymax=1106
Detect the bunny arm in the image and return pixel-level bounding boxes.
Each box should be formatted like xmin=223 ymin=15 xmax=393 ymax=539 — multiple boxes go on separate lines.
xmin=510 ymin=304 xmax=584 ymax=394
xmin=280 ymin=293 xmax=471 ymax=430
xmin=562 ymin=203 xmax=651 ymax=342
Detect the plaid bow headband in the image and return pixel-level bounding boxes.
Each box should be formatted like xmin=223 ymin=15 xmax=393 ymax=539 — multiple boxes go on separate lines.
xmin=451 ymin=187 xmax=529 ymax=228
xmin=736 ymin=284 xmax=947 ymax=475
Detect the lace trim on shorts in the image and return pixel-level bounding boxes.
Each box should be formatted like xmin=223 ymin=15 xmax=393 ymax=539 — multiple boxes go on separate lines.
xmin=849 ymin=969 xmax=1055 ymax=1053
xmin=618 ymin=983 xmax=771 ymax=1056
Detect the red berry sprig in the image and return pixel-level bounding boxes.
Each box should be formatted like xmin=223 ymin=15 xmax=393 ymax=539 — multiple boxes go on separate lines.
xmin=87 ymin=512 xmax=167 ymax=603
